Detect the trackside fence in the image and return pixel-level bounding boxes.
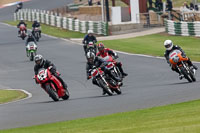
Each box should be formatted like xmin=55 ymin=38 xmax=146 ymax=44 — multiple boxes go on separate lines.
xmin=14 ymin=9 xmax=108 ymax=36
xmin=165 ymin=19 xmax=200 ymax=37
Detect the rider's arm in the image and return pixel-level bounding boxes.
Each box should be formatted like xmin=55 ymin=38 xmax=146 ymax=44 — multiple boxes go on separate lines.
xmin=82 ymin=35 xmax=88 ymax=44
xmin=86 ymin=64 xmax=91 ymax=79
xmin=164 ymin=52 xmax=170 ymax=64
xmin=93 ymin=36 xmax=97 ymax=43
xmin=46 ymin=60 xmax=56 ymax=73
xmin=176 ymin=45 xmax=186 ymax=56
xmin=34 ymin=65 xmax=39 ymax=75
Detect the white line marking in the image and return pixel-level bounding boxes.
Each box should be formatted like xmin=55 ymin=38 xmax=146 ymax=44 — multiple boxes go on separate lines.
xmin=0 ymin=89 xmax=32 ymax=106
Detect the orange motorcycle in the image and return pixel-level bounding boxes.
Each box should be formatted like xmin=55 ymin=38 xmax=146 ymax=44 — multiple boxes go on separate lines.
xmin=169 ymin=50 xmax=196 ymax=82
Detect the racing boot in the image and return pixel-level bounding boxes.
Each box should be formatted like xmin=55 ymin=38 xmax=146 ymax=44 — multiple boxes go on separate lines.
xmin=179 ymin=74 xmax=184 ymax=80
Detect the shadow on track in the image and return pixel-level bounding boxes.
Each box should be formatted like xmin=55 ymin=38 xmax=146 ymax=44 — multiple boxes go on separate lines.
xmin=28 ymin=93 xmax=125 ymax=104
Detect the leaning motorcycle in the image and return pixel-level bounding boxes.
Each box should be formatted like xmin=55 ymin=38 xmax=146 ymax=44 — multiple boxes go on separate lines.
xmin=19 ymin=24 xmax=27 ymax=40
xmin=169 ymin=49 xmax=196 ymax=82
xmin=34 ymin=67 xmax=70 ymax=101
xmin=89 ymin=66 xmax=121 ymax=96
xmin=103 ymin=55 xmax=123 ymax=81
xmin=26 ymin=41 xmax=37 ymax=61
xmin=33 ymin=27 xmax=41 ymax=42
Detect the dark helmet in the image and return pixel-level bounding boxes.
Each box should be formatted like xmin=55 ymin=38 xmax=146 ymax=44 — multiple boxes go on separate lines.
xmin=97 ymin=42 xmax=105 ymax=52
xmin=34 ymin=54 xmax=44 ymax=66
xmin=86 ymin=52 xmax=95 ymax=64
xmin=34 ymin=19 xmax=38 ymax=23
xmin=28 ymin=34 xmax=33 ymax=38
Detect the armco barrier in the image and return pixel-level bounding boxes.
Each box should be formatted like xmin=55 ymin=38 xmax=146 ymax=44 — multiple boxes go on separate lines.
xmin=165 ymin=19 xmax=200 ymax=37
xmin=14 ymin=9 xmax=108 ymax=36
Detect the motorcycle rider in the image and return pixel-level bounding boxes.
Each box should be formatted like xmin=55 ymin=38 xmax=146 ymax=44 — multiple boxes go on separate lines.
xmin=32 ymin=19 xmax=41 ymax=38
xmin=17 ymin=18 xmax=27 ymax=36
xmin=96 ymin=43 xmax=128 ymax=77
xmin=164 ymin=40 xmax=198 ymax=79
xmin=25 ymin=34 xmax=37 ymax=57
xmin=86 ymin=52 xmax=121 ymax=95
xmin=15 ymin=2 xmax=23 ymax=13
xmin=34 ymin=54 xmax=67 ymax=89
xmin=82 ymin=30 xmax=97 ymax=54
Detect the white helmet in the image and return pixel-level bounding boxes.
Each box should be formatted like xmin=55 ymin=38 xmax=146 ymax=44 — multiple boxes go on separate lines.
xmin=88 ymin=30 xmax=93 ymax=34
xmin=164 ymin=40 xmax=173 ymax=50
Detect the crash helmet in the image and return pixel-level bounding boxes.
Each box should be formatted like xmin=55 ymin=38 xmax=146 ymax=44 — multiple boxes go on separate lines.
xmin=164 ymin=40 xmax=173 ymax=51
xmin=97 ymin=42 xmax=105 ymax=52
xmin=86 ymin=52 xmax=95 ymax=64
xmin=34 ymin=54 xmax=44 ymax=66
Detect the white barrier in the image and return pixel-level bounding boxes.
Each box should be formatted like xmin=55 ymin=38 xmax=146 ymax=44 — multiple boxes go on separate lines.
xmin=14 ymin=9 xmax=108 ymax=35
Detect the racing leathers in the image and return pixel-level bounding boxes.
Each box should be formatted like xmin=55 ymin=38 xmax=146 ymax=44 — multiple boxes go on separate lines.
xmin=82 ymin=34 xmax=97 ymax=54
xmin=86 ymin=57 xmax=120 ymax=86
xmin=34 ymin=60 xmax=67 ymax=89
xmin=164 ymin=45 xmax=198 ymax=74
xmin=32 ymin=22 xmax=41 ymax=37
xmin=97 ymin=48 xmax=128 ymax=77
xmin=17 ymin=21 xmax=27 ymax=35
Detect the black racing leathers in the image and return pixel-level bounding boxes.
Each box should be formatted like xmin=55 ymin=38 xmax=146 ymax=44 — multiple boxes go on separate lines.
xmin=164 ymin=45 xmax=193 ymax=74
xmin=26 ymin=37 xmax=37 ymax=46
xmin=32 ymin=22 xmax=41 ymax=37
xmin=34 ymin=60 xmax=67 ymax=89
xmin=82 ymin=34 xmax=97 ymax=53
xmin=17 ymin=22 xmax=27 ymax=34
xmin=86 ymin=57 xmax=119 ymax=86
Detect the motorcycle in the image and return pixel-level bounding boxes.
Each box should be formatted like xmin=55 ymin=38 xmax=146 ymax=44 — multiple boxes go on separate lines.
xmin=33 ymin=27 xmax=41 ymax=42
xmin=26 ymin=42 xmax=37 ymax=61
xmin=85 ymin=41 xmax=96 ymax=56
xmin=34 ymin=67 xmax=70 ymax=101
xmin=89 ymin=66 xmax=121 ymax=96
xmin=169 ymin=49 xmax=196 ymax=82
xmin=19 ymin=24 xmax=27 ymax=40
xmin=102 ymin=55 xmax=123 ymax=81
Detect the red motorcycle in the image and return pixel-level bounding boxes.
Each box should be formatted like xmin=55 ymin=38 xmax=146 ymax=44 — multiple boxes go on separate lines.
xmin=89 ymin=66 xmax=121 ymax=96
xmin=34 ymin=67 xmax=69 ymax=101
xmin=19 ymin=24 xmax=27 ymax=40
xmin=102 ymin=55 xmax=123 ymax=81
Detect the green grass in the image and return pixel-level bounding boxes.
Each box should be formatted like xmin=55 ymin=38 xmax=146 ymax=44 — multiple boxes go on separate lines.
xmin=2 ymin=99 xmax=200 ymax=133
xmin=0 ymin=90 xmax=27 ymax=104
xmin=5 ymin=21 xmax=85 ymax=39
xmin=100 ymin=33 xmax=200 ymax=61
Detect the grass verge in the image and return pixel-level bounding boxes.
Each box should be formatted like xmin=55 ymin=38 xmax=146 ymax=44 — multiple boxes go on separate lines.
xmin=101 ymin=33 xmax=200 ymax=61
xmin=0 ymin=89 xmax=27 ymax=104
xmin=1 ymin=99 xmax=200 ymax=132
xmin=5 ymin=21 xmax=85 ymax=39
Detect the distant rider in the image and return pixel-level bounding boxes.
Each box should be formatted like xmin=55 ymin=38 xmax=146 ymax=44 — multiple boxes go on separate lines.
xmin=25 ymin=34 xmax=37 ymax=56
xmin=15 ymin=2 xmax=23 ymax=13
xmin=82 ymin=30 xmax=97 ymax=54
xmin=96 ymin=43 xmax=128 ymax=77
xmin=32 ymin=19 xmax=41 ymax=38
xmin=34 ymin=54 xmax=67 ymax=89
xmin=17 ymin=18 xmax=27 ymax=36
xmin=164 ymin=40 xmax=198 ymax=79
xmin=86 ymin=52 xmax=120 ymax=95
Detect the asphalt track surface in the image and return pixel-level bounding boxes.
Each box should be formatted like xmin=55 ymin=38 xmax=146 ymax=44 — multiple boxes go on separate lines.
xmin=0 ymin=1 xmax=200 ymax=130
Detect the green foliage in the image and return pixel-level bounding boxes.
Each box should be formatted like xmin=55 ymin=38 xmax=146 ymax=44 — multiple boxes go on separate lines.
xmin=2 ymin=99 xmax=200 ymax=133
xmin=101 ymin=33 xmax=200 ymax=61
